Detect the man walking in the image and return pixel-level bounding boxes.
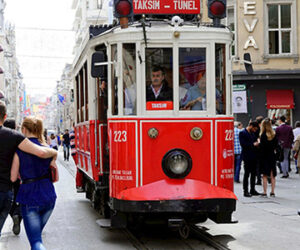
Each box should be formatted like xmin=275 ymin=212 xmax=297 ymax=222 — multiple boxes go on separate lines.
xmin=276 ymin=116 xmax=294 ymax=178
xmin=0 ymin=101 xmax=57 ymax=237
xmin=63 ymin=129 xmax=70 ymax=161
xmin=239 ymin=121 xmax=260 ymax=197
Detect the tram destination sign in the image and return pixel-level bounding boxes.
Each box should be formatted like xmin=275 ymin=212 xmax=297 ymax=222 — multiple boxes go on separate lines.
xmin=133 ymin=0 xmax=200 ymax=14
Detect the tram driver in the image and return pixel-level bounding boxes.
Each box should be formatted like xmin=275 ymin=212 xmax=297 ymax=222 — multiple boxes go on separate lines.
xmin=146 ymin=66 xmax=173 ymax=102
xmin=181 ymin=72 xmax=206 ymax=110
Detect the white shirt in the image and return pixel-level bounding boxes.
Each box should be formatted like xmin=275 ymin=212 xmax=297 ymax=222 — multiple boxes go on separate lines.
xmin=293 ymin=127 xmax=300 ymax=142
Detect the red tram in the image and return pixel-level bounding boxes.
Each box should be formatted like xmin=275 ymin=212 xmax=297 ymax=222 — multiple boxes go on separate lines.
xmin=72 ymin=0 xmax=237 ymax=235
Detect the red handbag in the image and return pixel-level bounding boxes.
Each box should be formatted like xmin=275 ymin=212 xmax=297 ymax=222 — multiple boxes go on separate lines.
xmin=50 ymin=165 xmax=59 ymax=183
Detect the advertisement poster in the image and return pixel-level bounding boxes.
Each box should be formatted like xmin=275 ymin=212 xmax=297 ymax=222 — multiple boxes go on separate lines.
xmin=232 ymin=91 xmax=247 ymax=113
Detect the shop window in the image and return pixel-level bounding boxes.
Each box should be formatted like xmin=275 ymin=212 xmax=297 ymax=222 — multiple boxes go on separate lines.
xmin=145 ymin=48 xmax=173 ymax=111
xmin=179 ymin=48 xmax=206 ymax=111
xmin=227 ymin=6 xmax=236 ymax=57
xmin=123 ymin=44 xmax=136 ymax=115
xmin=268 ymin=4 xmax=291 ymax=54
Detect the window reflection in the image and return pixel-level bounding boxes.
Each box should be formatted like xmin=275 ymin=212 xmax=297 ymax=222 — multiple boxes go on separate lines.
xmin=123 ymin=44 xmax=136 ymax=115
xmin=179 ymin=48 xmax=206 ymax=111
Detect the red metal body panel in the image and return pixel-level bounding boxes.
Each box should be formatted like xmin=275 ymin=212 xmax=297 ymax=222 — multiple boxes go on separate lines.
xmin=75 ymin=120 xmax=107 ymax=181
xmin=108 ymin=117 xmax=235 ymax=201
xmin=216 ymin=121 xmax=234 ymax=191
xmin=141 ymin=120 xmax=212 ymax=186
xmin=117 ymin=179 xmax=237 ymax=201
xmin=109 ymin=121 xmax=138 ymax=198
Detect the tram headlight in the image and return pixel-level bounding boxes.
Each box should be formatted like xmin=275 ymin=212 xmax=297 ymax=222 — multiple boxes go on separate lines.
xmin=162 ymin=149 xmax=192 ymax=179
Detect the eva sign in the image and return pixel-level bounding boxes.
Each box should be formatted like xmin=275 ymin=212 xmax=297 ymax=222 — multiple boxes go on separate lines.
xmin=133 ymin=0 xmax=200 ymax=14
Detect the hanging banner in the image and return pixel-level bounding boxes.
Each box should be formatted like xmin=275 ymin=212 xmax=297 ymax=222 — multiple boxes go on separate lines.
xmin=232 ymin=91 xmax=247 ymax=113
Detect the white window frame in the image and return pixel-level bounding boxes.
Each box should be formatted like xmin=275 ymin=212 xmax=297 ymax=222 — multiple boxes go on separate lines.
xmin=263 ymin=0 xmax=297 ymax=59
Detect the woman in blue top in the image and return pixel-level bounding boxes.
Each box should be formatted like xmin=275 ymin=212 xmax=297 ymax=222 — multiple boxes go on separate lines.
xmin=11 ymin=116 xmax=57 ymax=250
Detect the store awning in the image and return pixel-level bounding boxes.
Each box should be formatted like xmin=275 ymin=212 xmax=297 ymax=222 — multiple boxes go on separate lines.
xmin=266 ymin=89 xmax=294 ymax=109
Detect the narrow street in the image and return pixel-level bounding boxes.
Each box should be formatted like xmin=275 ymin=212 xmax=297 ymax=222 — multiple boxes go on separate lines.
xmin=1 ymin=149 xmax=300 ymax=250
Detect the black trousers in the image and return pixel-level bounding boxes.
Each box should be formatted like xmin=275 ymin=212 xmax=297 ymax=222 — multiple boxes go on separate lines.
xmin=9 ymin=179 xmax=22 ymax=220
xmin=243 ymin=159 xmax=257 ymax=193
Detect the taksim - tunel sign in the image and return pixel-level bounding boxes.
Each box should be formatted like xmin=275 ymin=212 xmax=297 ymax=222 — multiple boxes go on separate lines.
xmin=132 ymin=0 xmax=200 ymax=14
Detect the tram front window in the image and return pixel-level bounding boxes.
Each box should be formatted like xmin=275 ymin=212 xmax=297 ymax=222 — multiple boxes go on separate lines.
xmin=179 ymin=48 xmax=207 ymax=111
xmin=145 ymin=48 xmax=173 ymax=111
xmin=123 ymin=44 xmax=136 ymax=115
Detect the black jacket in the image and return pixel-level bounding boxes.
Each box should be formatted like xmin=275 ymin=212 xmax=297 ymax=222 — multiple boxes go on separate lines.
xmin=146 ymin=84 xmax=173 ymax=101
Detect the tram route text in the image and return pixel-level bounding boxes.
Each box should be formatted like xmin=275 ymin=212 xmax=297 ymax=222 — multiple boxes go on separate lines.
xmin=133 ymin=0 xmax=198 ymax=11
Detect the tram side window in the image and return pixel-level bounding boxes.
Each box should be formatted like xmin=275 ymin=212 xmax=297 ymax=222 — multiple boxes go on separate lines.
xmin=145 ymin=48 xmax=173 ymax=111
xmin=123 ymin=44 xmax=136 ymax=115
xmin=179 ymin=48 xmax=207 ymax=111
xmin=215 ymin=44 xmax=226 ymax=115
xmin=111 ymin=44 xmax=118 ymax=115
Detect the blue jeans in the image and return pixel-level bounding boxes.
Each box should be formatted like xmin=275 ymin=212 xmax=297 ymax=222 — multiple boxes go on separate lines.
xmin=234 ymin=154 xmax=242 ymax=182
xmin=0 ymin=190 xmax=13 ymax=236
xmin=21 ymin=202 xmax=55 ymax=250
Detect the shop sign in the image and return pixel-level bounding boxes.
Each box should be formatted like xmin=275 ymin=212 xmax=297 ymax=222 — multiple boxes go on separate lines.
xmin=233 ymin=84 xmax=246 ymax=92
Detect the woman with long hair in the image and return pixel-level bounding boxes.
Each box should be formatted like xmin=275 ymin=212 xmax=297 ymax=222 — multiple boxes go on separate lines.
xmin=10 ymin=116 xmax=57 ymax=250
xmin=259 ymin=118 xmax=278 ymax=197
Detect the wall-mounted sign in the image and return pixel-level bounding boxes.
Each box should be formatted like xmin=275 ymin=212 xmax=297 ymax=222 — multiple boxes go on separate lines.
xmin=233 ymin=91 xmax=247 ymax=113
xmin=233 ymin=84 xmax=246 ymax=92
xmin=133 ymin=0 xmax=200 ymax=14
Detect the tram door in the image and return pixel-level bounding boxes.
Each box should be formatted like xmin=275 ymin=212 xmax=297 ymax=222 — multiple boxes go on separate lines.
xmin=93 ymin=46 xmax=109 ymax=174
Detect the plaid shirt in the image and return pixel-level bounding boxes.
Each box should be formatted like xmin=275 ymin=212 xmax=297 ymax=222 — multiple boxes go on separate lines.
xmin=234 ymin=127 xmax=242 ymax=155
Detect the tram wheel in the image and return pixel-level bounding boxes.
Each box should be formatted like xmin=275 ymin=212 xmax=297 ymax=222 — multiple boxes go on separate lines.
xmin=178 ymin=222 xmax=190 ymax=239
xmin=91 ymin=189 xmax=101 ymax=211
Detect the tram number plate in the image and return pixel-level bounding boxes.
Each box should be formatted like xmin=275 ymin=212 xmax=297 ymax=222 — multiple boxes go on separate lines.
xmin=225 ymin=129 xmax=234 ymax=141
xmin=114 ymin=131 xmax=127 ymax=142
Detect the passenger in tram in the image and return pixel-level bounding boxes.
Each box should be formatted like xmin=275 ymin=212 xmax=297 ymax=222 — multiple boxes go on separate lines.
xmin=146 ymin=66 xmax=173 ymax=102
xmin=181 ymin=72 xmax=206 ymax=110
xmin=10 ymin=116 xmax=57 ymax=249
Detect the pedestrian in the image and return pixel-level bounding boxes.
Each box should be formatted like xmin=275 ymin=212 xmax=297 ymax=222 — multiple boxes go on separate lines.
xmin=275 ymin=116 xmax=294 ymax=178
xmin=292 ymin=134 xmax=300 ymax=174
xmin=62 ymin=129 xmax=70 ymax=161
xmin=0 ymin=101 xmax=57 ymax=237
xmin=70 ymin=125 xmax=84 ymax=192
xmin=239 ymin=120 xmax=261 ymax=197
xmin=234 ymin=121 xmax=243 ymax=183
xmin=254 ymin=116 xmax=264 ymax=185
xmin=49 ymin=133 xmax=58 ymax=150
xmin=10 ymin=116 xmax=57 ymax=250
xmin=3 ymin=118 xmax=22 ymax=235
xmin=293 ymin=121 xmax=300 ymax=173
xmin=259 ymin=119 xmax=278 ymax=197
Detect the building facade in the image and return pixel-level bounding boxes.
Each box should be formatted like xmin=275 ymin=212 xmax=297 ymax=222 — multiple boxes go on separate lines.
xmin=230 ymin=0 xmax=300 ymax=126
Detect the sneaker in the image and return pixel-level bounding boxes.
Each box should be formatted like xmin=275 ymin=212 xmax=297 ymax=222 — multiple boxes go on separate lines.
xmin=270 ymin=192 xmax=275 ymax=197
xmin=244 ymin=192 xmax=252 ymax=197
xmin=281 ymin=175 xmax=288 ymax=178
xmin=12 ymin=215 xmax=21 ymax=235
xmin=261 ymin=193 xmax=267 ymax=197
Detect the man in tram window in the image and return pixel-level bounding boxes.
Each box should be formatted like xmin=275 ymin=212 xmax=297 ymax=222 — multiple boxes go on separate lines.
xmin=181 ymin=71 xmax=206 ymax=110
xmin=146 ymin=66 xmax=173 ymax=101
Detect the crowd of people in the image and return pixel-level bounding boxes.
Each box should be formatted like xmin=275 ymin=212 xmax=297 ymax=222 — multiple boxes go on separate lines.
xmin=234 ymin=115 xmax=299 ymax=198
